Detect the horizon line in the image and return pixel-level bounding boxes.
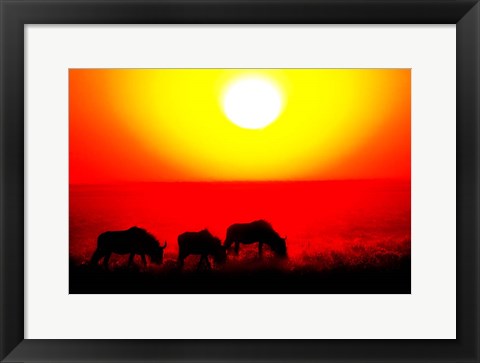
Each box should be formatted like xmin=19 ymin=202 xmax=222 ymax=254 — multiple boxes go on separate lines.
xmin=69 ymin=177 xmax=411 ymax=186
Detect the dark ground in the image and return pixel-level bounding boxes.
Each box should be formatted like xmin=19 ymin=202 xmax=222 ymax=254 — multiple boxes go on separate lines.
xmin=69 ymin=255 xmax=410 ymax=294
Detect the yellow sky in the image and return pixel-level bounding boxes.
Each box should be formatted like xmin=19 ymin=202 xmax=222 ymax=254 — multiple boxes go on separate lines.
xmin=70 ymin=69 xmax=410 ymax=183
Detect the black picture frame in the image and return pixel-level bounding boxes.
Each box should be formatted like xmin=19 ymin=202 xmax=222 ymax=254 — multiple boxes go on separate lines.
xmin=1 ymin=0 xmax=479 ymax=362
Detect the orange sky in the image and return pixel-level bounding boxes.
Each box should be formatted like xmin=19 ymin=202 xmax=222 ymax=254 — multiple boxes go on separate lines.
xmin=69 ymin=69 xmax=410 ymax=184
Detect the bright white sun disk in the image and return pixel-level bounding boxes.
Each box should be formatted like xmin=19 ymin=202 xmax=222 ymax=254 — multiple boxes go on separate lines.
xmin=222 ymin=78 xmax=282 ymax=129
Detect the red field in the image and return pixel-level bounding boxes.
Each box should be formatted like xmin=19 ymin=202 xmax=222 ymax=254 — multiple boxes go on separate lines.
xmin=69 ymin=179 xmax=410 ymax=271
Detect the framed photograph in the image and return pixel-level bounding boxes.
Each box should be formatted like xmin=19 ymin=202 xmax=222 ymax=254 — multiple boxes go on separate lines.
xmin=1 ymin=0 xmax=479 ymax=362
xmin=69 ymin=68 xmax=411 ymax=295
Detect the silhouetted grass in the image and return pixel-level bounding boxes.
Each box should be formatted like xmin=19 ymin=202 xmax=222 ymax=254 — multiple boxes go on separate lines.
xmin=69 ymin=253 xmax=410 ymax=294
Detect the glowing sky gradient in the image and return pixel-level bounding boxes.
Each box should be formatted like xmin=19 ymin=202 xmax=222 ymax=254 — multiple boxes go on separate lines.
xmin=69 ymin=69 xmax=410 ymax=183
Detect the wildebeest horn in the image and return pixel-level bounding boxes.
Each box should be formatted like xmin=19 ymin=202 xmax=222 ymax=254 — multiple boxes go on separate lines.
xmin=161 ymin=241 xmax=167 ymax=249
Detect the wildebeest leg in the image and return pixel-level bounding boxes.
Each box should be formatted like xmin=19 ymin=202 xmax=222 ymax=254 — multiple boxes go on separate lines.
xmin=197 ymin=255 xmax=205 ymax=271
xmin=197 ymin=255 xmax=211 ymax=271
xmin=234 ymin=242 xmax=240 ymax=255
xmin=177 ymin=253 xmax=187 ymax=269
xmin=103 ymin=253 xmax=111 ymax=269
xmin=90 ymin=248 xmax=103 ymax=266
xmin=128 ymin=253 xmax=135 ymax=266
xmin=141 ymin=254 xmax=147 ymax=267
xmin=258 ymin=242 xmax=263 ymax=257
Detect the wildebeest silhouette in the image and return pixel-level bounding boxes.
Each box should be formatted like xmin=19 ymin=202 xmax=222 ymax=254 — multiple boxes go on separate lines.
xmin=177 ymin=229 xmax=226 ymax=270
xmin=224 ymin=220 xmax=287 ymax=257
xmin=90 ymin=226 xmax=167 ymax=268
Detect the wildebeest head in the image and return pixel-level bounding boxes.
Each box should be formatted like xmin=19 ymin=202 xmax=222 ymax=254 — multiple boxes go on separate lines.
xmin=212 ymin=237 xmax=227 ymax=264
xmin=150 ymin=240 xmax=167 ymax=264
xmin=273 ymin=236 xmax=287 ymax=257
xmin=129 ymin=227 xmax=167 ymax=264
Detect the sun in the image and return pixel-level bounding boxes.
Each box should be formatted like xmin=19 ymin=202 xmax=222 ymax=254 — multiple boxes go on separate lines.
xmin=222 ymin=78 xmax=283 ymax=129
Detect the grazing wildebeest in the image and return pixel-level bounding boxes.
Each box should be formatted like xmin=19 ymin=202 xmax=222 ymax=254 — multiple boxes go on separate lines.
xmin=224 ymin=220 xmax=287 ymax=257
xmin=90 ymin=226 xmax=167 ymax=268
xmin=177 ymin=229 xmax=226 ymax=270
